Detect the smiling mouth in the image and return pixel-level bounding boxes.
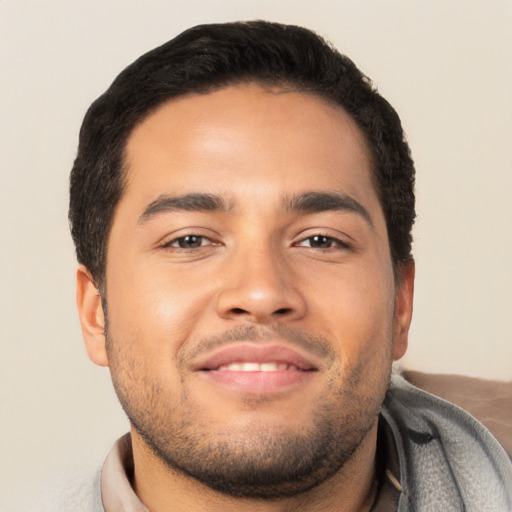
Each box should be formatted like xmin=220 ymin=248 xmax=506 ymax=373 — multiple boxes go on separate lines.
xmin=204 ymin=362 xmax=311 ymax=372
xmin=198 ymin=357 xmax=316 ymax=394
xmin=192 ymin=342 xmax=320 ymax=393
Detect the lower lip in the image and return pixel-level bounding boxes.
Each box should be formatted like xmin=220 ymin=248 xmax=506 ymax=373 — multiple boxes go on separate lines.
xmin=199 ymin=369 xmax=314 ymax=394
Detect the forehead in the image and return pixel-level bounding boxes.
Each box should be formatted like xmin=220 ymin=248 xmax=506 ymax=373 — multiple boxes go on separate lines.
xmin=121 ymin=84 xmax=380 ymax=221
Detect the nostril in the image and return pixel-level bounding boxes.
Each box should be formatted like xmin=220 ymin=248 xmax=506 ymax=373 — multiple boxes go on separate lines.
xmin=274 ymin=308 xmax=293 ymax=315
xmin=229 ymin=307 xmax=292 ymax=316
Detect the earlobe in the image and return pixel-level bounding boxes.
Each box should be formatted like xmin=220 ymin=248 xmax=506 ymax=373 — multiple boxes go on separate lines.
xmin=76 ymin=265 xmax=109 ymax=367
xmin=392 ymin=261 xmax=415 ymax=361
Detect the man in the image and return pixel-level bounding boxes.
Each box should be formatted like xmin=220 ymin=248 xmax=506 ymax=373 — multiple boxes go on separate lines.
xmin=68 ymin=21 xmax=512 ymax=511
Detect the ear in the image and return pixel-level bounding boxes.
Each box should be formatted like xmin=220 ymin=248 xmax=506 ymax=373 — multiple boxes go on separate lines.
xmin=392 ymin=261 xmax=415 ymax=361
xmin=76 ymin=265 xmax=109 ymax=367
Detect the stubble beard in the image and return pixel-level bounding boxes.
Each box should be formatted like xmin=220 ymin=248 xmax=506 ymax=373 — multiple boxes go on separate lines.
xmin=106 ymin=324 xmax=393 ymax=499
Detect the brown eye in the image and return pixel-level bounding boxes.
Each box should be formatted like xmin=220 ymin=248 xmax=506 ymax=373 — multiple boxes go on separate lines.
xmin=171 ymin=235 xmax=207 ymax=248
xmin=308 ymin=235 xmax=334 ymax=248
xmin=296 ymin=234 xmax=350 ymax=250
xmin=299 ymin=235 xmax=336 ymax=248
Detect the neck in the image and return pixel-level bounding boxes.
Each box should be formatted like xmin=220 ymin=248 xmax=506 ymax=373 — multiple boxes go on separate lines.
xmin=131 ymin=421 xmax=380 ymax=512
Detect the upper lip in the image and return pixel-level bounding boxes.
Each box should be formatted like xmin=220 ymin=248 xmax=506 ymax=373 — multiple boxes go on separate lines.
xmin=192 ymin=343 xmax=321 ymax=372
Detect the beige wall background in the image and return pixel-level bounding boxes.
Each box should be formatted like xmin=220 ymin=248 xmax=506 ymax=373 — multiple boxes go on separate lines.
xmin=1 ymin=0 xmax=511 ymax=508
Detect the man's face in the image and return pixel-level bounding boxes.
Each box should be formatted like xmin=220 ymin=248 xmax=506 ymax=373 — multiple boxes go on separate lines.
xmin=79 ymin=84 xmax=413 ymax=498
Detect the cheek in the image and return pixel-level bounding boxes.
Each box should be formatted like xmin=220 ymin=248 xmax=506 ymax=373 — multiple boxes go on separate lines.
xmin=105 ymin=260 xmax=215 ymax=359
xmin=304 ymin=260 xmax=395 ymax=363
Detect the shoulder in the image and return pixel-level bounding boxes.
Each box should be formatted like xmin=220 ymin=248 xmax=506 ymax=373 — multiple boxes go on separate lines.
xmin=383 ymin=371 xmax=512 ymax=512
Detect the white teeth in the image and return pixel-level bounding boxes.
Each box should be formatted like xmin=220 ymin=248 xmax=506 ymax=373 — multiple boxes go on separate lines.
xmin=216 ymin=362 xmax=298 ymax=372
xmin=242 ymin=362 xmax=260 ymax=372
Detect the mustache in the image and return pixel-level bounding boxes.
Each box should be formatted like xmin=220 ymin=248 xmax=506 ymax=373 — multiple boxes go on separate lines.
xmin=179 ymin=324 xmax=336 ymax=367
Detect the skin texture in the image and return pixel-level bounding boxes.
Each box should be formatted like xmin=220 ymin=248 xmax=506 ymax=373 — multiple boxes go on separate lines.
xmin=77 ymin=84 xmax=414 ymax=512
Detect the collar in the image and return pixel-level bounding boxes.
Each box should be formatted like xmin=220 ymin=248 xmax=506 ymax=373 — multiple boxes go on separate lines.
xmin=101 ymin=433 xmax=148 ymax=512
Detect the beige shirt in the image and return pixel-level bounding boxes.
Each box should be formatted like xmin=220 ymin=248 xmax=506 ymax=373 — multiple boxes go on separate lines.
xmin=101 ymin=434 xmax=148 ymax=512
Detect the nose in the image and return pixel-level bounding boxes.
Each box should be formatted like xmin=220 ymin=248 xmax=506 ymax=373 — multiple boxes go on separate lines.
xmin=215 ymin=246 xmax=307 ymax=323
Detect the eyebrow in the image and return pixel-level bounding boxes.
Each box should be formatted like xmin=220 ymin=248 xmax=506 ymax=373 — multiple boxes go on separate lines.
xmin=138 ymin=190 xmax=373 ymax=227
xmin=285 ymin=191 xmax=373 ymax=227
xmin=138 ymin=193 xmax=230 ymax=224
